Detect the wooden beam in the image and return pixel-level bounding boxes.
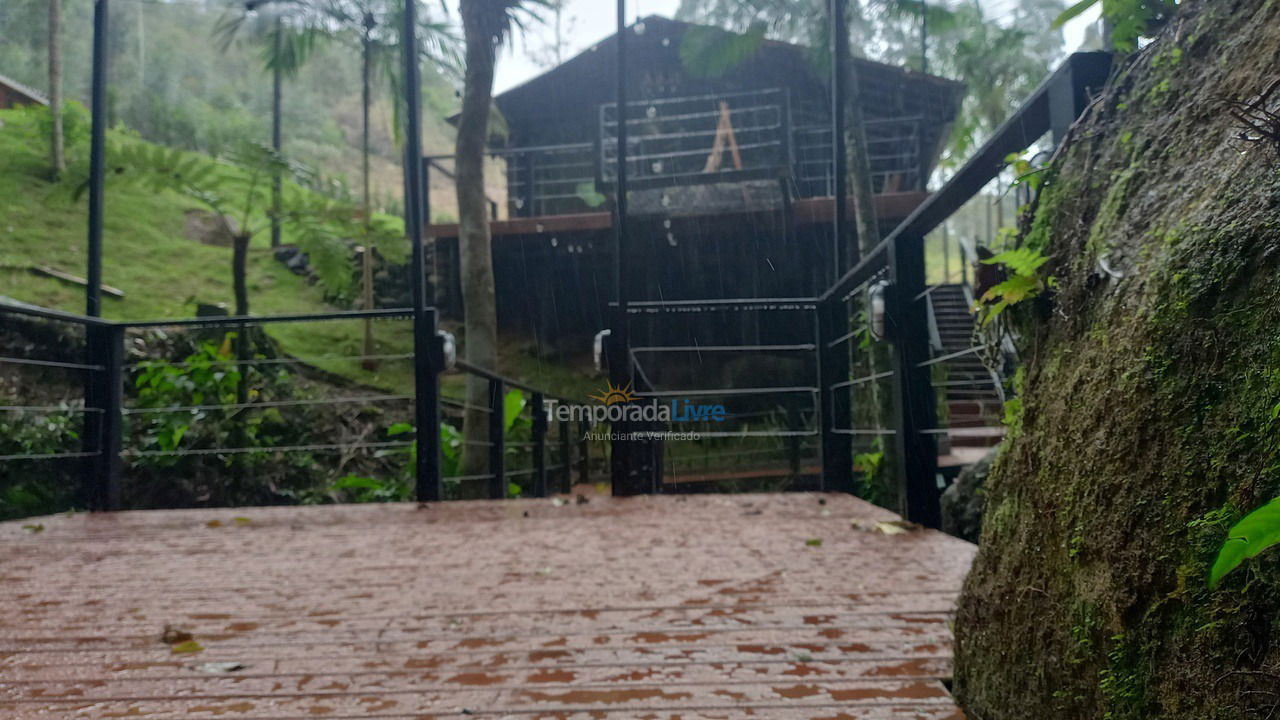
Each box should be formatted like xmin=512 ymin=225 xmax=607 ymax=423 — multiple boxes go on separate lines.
xmin=422 ymin=192 xmax=929 ymax=241
xmin=31 ymin=265 xmax=125 ymax=299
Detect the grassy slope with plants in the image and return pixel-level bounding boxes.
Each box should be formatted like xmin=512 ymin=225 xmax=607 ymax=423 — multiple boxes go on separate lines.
xmin=953 ymin=1 xmax=1280 ymax=717
xmin=0 ymin=106 xmax=593 ymax=400
xmin=0 ymin=105 xmax=420 ymax=390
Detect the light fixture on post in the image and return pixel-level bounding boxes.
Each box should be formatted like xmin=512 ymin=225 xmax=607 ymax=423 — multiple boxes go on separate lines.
xmin=869 ymin=280 xmax=890 ymax=341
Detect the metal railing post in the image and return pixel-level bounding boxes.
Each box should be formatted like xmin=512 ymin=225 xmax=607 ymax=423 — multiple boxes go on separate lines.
xmin=85 ymin=0 xmax=109 ymax=318
xmin=522 ymin=151 xmax=537 ymax=218
xmin=531 ymin=392 xmax=547 ymax=497
xmin=488 ymin=378 xmax=506 ymax=499
xmin=887 ymin=236 xmax=941 ymax=527
xmin=559 ymin=417 xmax=571 ymax=494
xmin=816 ymin=299 xmax=853 ymax=493
xmin=577 ymin=419 xmax=590 ymax=488
xmin=82 ymin=322 xmax=123 ymax=511
xmin=414 ymin=308 xmax=443 ymax=502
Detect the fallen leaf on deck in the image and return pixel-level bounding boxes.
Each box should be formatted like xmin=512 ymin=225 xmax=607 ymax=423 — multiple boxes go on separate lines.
xmin=192 ymin=662 xmax=245 ymax=674
xmin=170 ymin=640 xmax=205 ymax=654
xmin=874 ymin=520 xmax=922 ymax=535
xmin=805 ymin=538 xmax=823 ymax=547
xmin=233 ymin=517 xmax=251 ymax=526
xmin=206 ymin=519 xmax=223 ymax=528
xmin=161 ymin=625 xmax=194 ymax=645
xmin=22 ymin=524 xmax=43 ymax=534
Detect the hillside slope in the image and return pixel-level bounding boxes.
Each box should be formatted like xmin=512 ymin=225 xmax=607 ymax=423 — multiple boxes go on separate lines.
xmin=954 ymin=1 xmax=1280 ymax=718
xmin=0 ymin=107 xmax=593 ymax=398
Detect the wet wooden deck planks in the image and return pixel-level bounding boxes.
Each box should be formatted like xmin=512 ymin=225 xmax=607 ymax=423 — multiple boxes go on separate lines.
xmin=0 ymin=492 xmax=975 ymax=719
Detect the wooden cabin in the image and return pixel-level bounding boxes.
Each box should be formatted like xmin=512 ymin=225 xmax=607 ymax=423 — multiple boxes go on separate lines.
xmin=0 ymin=73 xmax=48 ymax=110
xmin=426 ymin=16 xmax=964 ymax=351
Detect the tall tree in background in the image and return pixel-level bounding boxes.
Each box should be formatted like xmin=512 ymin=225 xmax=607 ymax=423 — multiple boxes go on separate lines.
xmin=454 ymin=0 xmax=544 ymax=485
xmin=308 ymin=0 xmax=456 ymax=364
xmin=48 ymin=0 xmax=64 ymax=178
xmin=676 ymin=0 xmax=1063 ymax=166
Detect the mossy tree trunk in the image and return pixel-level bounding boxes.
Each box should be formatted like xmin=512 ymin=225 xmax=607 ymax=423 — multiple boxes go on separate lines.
xmin=954 ymin=2 xmax=1280 ymax=718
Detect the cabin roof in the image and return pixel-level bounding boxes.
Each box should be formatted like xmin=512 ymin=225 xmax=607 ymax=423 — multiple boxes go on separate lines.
xmin=495 ymin=15 xmax=963 ymax=109
xmin=0 ymin=72 xmax=49 ymax=107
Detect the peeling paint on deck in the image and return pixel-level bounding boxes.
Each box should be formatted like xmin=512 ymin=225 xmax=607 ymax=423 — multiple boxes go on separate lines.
xmin=0 ymin=492 xmax=974 ymax=718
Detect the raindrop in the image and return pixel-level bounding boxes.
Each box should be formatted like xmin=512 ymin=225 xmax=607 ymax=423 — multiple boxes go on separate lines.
xmin=663 ymin=219 xmax=672 ymax=229
xmin=651 ymin=161 xmax=664 ymax=173
xmin=667 ymin=233 xmax=678 ymax=247
xmin=550 ymin=237 xmax=559 ymax=247
xmin=634 ymin=22 xmax=646 ymax=35
xmin=646 ymin=106 xmax=658 ymax=119
xmin=662 ymin=38 xmax=671 ymax=47
xmin=535 ymin=223 xmax=545 ymax=233
xmin=513 ymin=197 xmax=524 ymax=209
xmin=661 ymin=194 xmax=671 ymax=207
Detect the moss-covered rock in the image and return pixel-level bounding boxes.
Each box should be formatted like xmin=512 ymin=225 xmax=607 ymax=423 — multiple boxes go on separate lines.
xmin=953 ymin=1 xmax=1280 ymax=717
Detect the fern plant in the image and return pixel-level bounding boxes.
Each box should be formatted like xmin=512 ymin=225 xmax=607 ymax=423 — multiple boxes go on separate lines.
xmin=1053 ymin=0 xmax=1179 ymax=53
xmin=82 ymin=138 xmax=377 ymax=315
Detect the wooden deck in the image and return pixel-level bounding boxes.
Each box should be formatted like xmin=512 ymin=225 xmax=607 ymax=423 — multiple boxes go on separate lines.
xmin=425 ymin=192 xmax=929 ymax=240
xmin=0 ymin=493 xmax=974 ymax=719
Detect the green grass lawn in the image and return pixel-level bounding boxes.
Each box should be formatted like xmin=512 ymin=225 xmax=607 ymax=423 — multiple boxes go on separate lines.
xmin=0 ymin=107 xmax=598 ymax=401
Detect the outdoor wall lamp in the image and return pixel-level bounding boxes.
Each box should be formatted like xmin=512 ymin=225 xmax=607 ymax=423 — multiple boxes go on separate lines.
xmin=594 ymin=329 xmax=612 ymax=373
xmin=869 ymin=281 xmax=890 ymax=341
xmin=437 ymin=330 xmax=457 ymax=371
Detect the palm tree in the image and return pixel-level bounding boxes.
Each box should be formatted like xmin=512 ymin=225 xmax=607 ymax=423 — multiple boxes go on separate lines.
xmin=454 ymin=0 xmax=546 ymax=486
xmin=48 ymin=0 xmax=64 ymax=179
xmin=216 ymin=0 xmax=327 ymax=255
xmin=304 ymin=0 xmax=457 ymax=365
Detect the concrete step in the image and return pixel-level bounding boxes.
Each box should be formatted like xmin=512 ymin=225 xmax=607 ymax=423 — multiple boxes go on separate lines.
xmin=949 ymin=426 xmax=1005 ymax=448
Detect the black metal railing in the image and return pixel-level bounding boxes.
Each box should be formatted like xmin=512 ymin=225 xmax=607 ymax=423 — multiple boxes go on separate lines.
xmin=600 ymin=88 xmax=793 ymax=190
xmin=0 ymin=302 xmax=108 ymax=515
xmin=602 ymin=52 xmax=1114 ymax=525
xmin=448 ymin=358 xmax=586 ymax=499
xmin=618 ymin=297 xmax=824 ymax=490
xmin=0 ymin=302 xmax=586 ymax=513
xmin=794 ymin=117 xmax=923 ymax=196
xmin=426 ymin=89 xmax=928 ymax=224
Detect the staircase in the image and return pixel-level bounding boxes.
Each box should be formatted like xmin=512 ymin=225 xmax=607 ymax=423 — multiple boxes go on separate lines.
xmin=928 ymin=284 xmax=1005 ymax=463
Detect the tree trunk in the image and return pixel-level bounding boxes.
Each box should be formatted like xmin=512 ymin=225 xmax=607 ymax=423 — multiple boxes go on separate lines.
xmin=838 ymin=14 xmax=893 ymax=500
xmin=844 ymin=61 xmax=880 ymax=256
xmin=232 ymin=233 xmax=251 ymax=318
xmin=455 ymin=0 xmax=501 ymax=491
xmin=360 ymin=18 xmax=377 ymax=369
xmin=270 ymin=18 xmax=283 ymax=249
xmin=48 ymin=0 xmax=65 ymax=179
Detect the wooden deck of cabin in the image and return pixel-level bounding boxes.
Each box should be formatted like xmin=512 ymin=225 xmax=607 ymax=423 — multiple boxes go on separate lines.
xmin=0 ymin=492 xmax=974 ymax=719
xmin=425 ymin=192 xmax=930 ymax=239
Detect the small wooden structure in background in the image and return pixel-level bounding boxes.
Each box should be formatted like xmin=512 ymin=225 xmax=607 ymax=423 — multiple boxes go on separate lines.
xmin=0 ymin=72 xmax=48 ymax=110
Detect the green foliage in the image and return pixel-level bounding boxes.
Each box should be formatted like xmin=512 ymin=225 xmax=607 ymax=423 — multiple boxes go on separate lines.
xmin=89 ymin=136 xmax=378 ymax=301
xmin=679 ymin=22 xmax=768 ymax=78
xmin=0 ymin=406 xmax=82 ymax=521
xmin=376 ymin=390 xmax=533 ymax=502
xmin=978 ymin=247 xmax=1052 ymax=326
xmin=854 ymin=440 xmax=887 ymax=506
xmin=675 ymin=0 xmax=1062 ymax=167
xmin=0 ymin=0 xmax=459 ymax=206
xmin=1053 ymin=0 xmax=1180 ymax=53
xmin=1208 ymin=497 xmax=1280 ymax=588
xmin=575 ymin=182 xmax=607 ymax=209
xmin=131 ymin=336 xmax=254 ymax=466
xmin=1005 ymin=151 xmax=1048 ymax=193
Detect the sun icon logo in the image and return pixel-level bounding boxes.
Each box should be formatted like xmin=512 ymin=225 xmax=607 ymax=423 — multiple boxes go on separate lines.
xmin=589 ymin=381 xmax=637 ymax=406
